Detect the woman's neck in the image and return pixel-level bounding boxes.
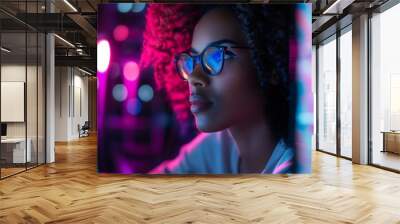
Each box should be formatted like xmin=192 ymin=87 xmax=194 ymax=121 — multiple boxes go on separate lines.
xmin=228 ymin=115 xmax=277 ymax=173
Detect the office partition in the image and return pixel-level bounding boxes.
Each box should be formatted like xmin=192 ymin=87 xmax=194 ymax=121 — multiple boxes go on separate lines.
xmin=0 ymin=0 xmax=47 ymax=179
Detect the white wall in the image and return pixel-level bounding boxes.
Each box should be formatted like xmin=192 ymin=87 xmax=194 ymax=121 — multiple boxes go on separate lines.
xmin=1 ymin=65 xmax=37 ymax=137
xmin=1 ymin=82 xmax=25 ymax=122
xmin=55 ymin=66 xmax=69 ymax=141
xmin=72 ymin=73 xmax=89 ymax=138
xmin=55 ymin=67 xmax=89 ymax=141
xmin=1 ymin=65 xmax=26 ymax=134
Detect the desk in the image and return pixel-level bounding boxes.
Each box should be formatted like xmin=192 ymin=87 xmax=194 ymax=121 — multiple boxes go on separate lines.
xmin=381 ymin=131 xmax=400 ymax=154
xmin=1 ymin=138 xmax=31 ymax=163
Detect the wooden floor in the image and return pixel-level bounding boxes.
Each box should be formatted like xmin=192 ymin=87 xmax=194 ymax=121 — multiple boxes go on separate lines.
xmin=1 ymin=134 xmax=400 ymax=223
xmin=1 ymin=167 xmax=26 ymax=178
xmin=1 ymin=163 xmax=44 ymax=178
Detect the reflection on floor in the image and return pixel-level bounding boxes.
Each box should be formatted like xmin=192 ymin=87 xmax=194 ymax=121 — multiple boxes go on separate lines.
xmin=373 ymin=150 xmax=400 ymax=171
xmin=0 ymin=167 xmax=25 ymax=177
xmin=0 ymin=135 xmax=400 ymax=222
xmin=340 ymin=147 xmax=352 ymax=159
xmin=0 ymin=163 xmax=40 ymax=178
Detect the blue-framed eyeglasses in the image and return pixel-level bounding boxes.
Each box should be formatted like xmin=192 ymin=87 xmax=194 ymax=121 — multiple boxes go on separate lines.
xmin=175 ymin=43 xmax=251 ymax=80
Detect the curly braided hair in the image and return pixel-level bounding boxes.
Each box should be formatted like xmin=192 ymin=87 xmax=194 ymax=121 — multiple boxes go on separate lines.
xmin=140 ymin=4 xmax=203 ymax=123
xmin=231 ymin=4 xmax=294 ymax=141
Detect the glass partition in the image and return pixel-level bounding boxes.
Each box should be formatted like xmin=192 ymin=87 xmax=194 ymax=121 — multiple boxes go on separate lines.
xmin=1 ymin=30 xmax=28 ymax=177
xmin=317 ymin=35 xmax=337 ymax=155
xmin=371 ymin=3 xmax=400 ymax=171
xmin=0 ymin=0 xmax=46 ymax=179
xmin=27 ymin=30 xmax=38 ymax=169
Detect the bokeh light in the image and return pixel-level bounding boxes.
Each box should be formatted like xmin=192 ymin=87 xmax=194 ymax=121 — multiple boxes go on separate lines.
xmin=123 ymin=61 xmax=140 ymax=81
xmin=112 ymin=84 xmax=128 ymax=102
xmin=126 ymin=98 xmax=142 ymax=116
xmin=97 ymin=40 xmax=111 ymax=73
xmin=132 ymin=3 xmax=146 ymax=13
xmin=138 ymin=84 xmax=154 ymax=102
xmin=117 ymin=3 xmax=133 ymax=13
xmin=113 ymin=25 xmax=129 ymax=42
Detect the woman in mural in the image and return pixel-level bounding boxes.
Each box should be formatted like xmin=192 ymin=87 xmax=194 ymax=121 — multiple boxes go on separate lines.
xmin=147 ymin=4 xmax=296 ymax=174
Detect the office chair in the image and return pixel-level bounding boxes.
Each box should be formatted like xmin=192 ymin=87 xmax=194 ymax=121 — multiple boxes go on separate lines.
xmin=79 ymin=121 xmax=90 ymax=138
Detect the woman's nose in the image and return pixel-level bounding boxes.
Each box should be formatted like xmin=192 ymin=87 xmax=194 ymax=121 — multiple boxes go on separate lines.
xmin=188 ymin=64 xmax=209 ymax=87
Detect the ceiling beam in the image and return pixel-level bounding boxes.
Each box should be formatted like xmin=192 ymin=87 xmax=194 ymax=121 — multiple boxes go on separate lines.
xmin=55 ymin=55 xmax=96 ymax=69
xmin=322 ymin=0 xmax=356 ymax=14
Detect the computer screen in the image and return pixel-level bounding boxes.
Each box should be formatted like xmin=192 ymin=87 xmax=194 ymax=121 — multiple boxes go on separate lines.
xmin=1 ymin=123 xmax=7 ymax=137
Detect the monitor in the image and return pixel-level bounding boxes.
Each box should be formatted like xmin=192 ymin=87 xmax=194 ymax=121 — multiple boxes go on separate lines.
xmin=1 ymin=123 xmax=7 ymax=137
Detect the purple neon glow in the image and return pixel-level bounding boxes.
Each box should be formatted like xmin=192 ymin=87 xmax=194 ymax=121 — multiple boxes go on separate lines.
xmin=294 ymin=4 xmax=313 ymax=173
xmin=126 ymin=98 xmax=141 ymax=115
xmin=123 ymin=61 xmax=140 ymax=81
xmin=272 ymin=160 xmax=293 ymax=174
xmin=98 ymin=4 xmax=312 ymax=174
xmin=150 ymin=133 xmax=209 ymax=173
xmin=113 ymin=25 xmax=129 ymax=42
xmin=97 ymin=40 xmax=111 ymax=73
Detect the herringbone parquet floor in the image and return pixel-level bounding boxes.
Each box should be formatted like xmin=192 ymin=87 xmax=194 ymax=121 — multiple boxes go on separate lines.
xmin=1 ymin=134 xmax=400 ymax=223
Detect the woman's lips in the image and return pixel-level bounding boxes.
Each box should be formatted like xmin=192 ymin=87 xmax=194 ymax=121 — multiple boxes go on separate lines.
xmin=189 ymin=95 xmax=213 ymax=113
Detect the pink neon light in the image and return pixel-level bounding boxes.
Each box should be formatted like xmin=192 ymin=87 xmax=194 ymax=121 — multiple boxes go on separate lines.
xmin=113 ymin=25 xmax=129 ymax=42
xmin=272 ymin=160 xmax=293 ymax=174
xmin=97 ymin=40 xmax=111 ymax=73
xmin=123 ymin=61 xmax=140 ymax=81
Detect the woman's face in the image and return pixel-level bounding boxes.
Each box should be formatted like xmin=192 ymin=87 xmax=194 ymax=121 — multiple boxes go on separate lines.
xmin=188 ymin=8 xmax=266 ymax=132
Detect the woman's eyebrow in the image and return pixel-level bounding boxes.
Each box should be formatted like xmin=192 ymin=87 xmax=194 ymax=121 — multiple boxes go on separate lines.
xmin=208 ymin=39 xmax=240 ymax=47
xmin=190 ymin=39 xmax=241 ymax=54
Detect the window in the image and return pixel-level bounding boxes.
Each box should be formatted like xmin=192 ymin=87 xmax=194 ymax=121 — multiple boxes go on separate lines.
xmin=339 ymin=27 xmax=352 ymax=158
xmin=371 ymin=2 xmax=400 ymax=171
xmin=317 ymin=36 xmax=337 ymax=154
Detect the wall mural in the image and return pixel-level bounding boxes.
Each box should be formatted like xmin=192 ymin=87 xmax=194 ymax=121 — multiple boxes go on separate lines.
xmin=97 ymin=3 xmax=313 ymax=174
